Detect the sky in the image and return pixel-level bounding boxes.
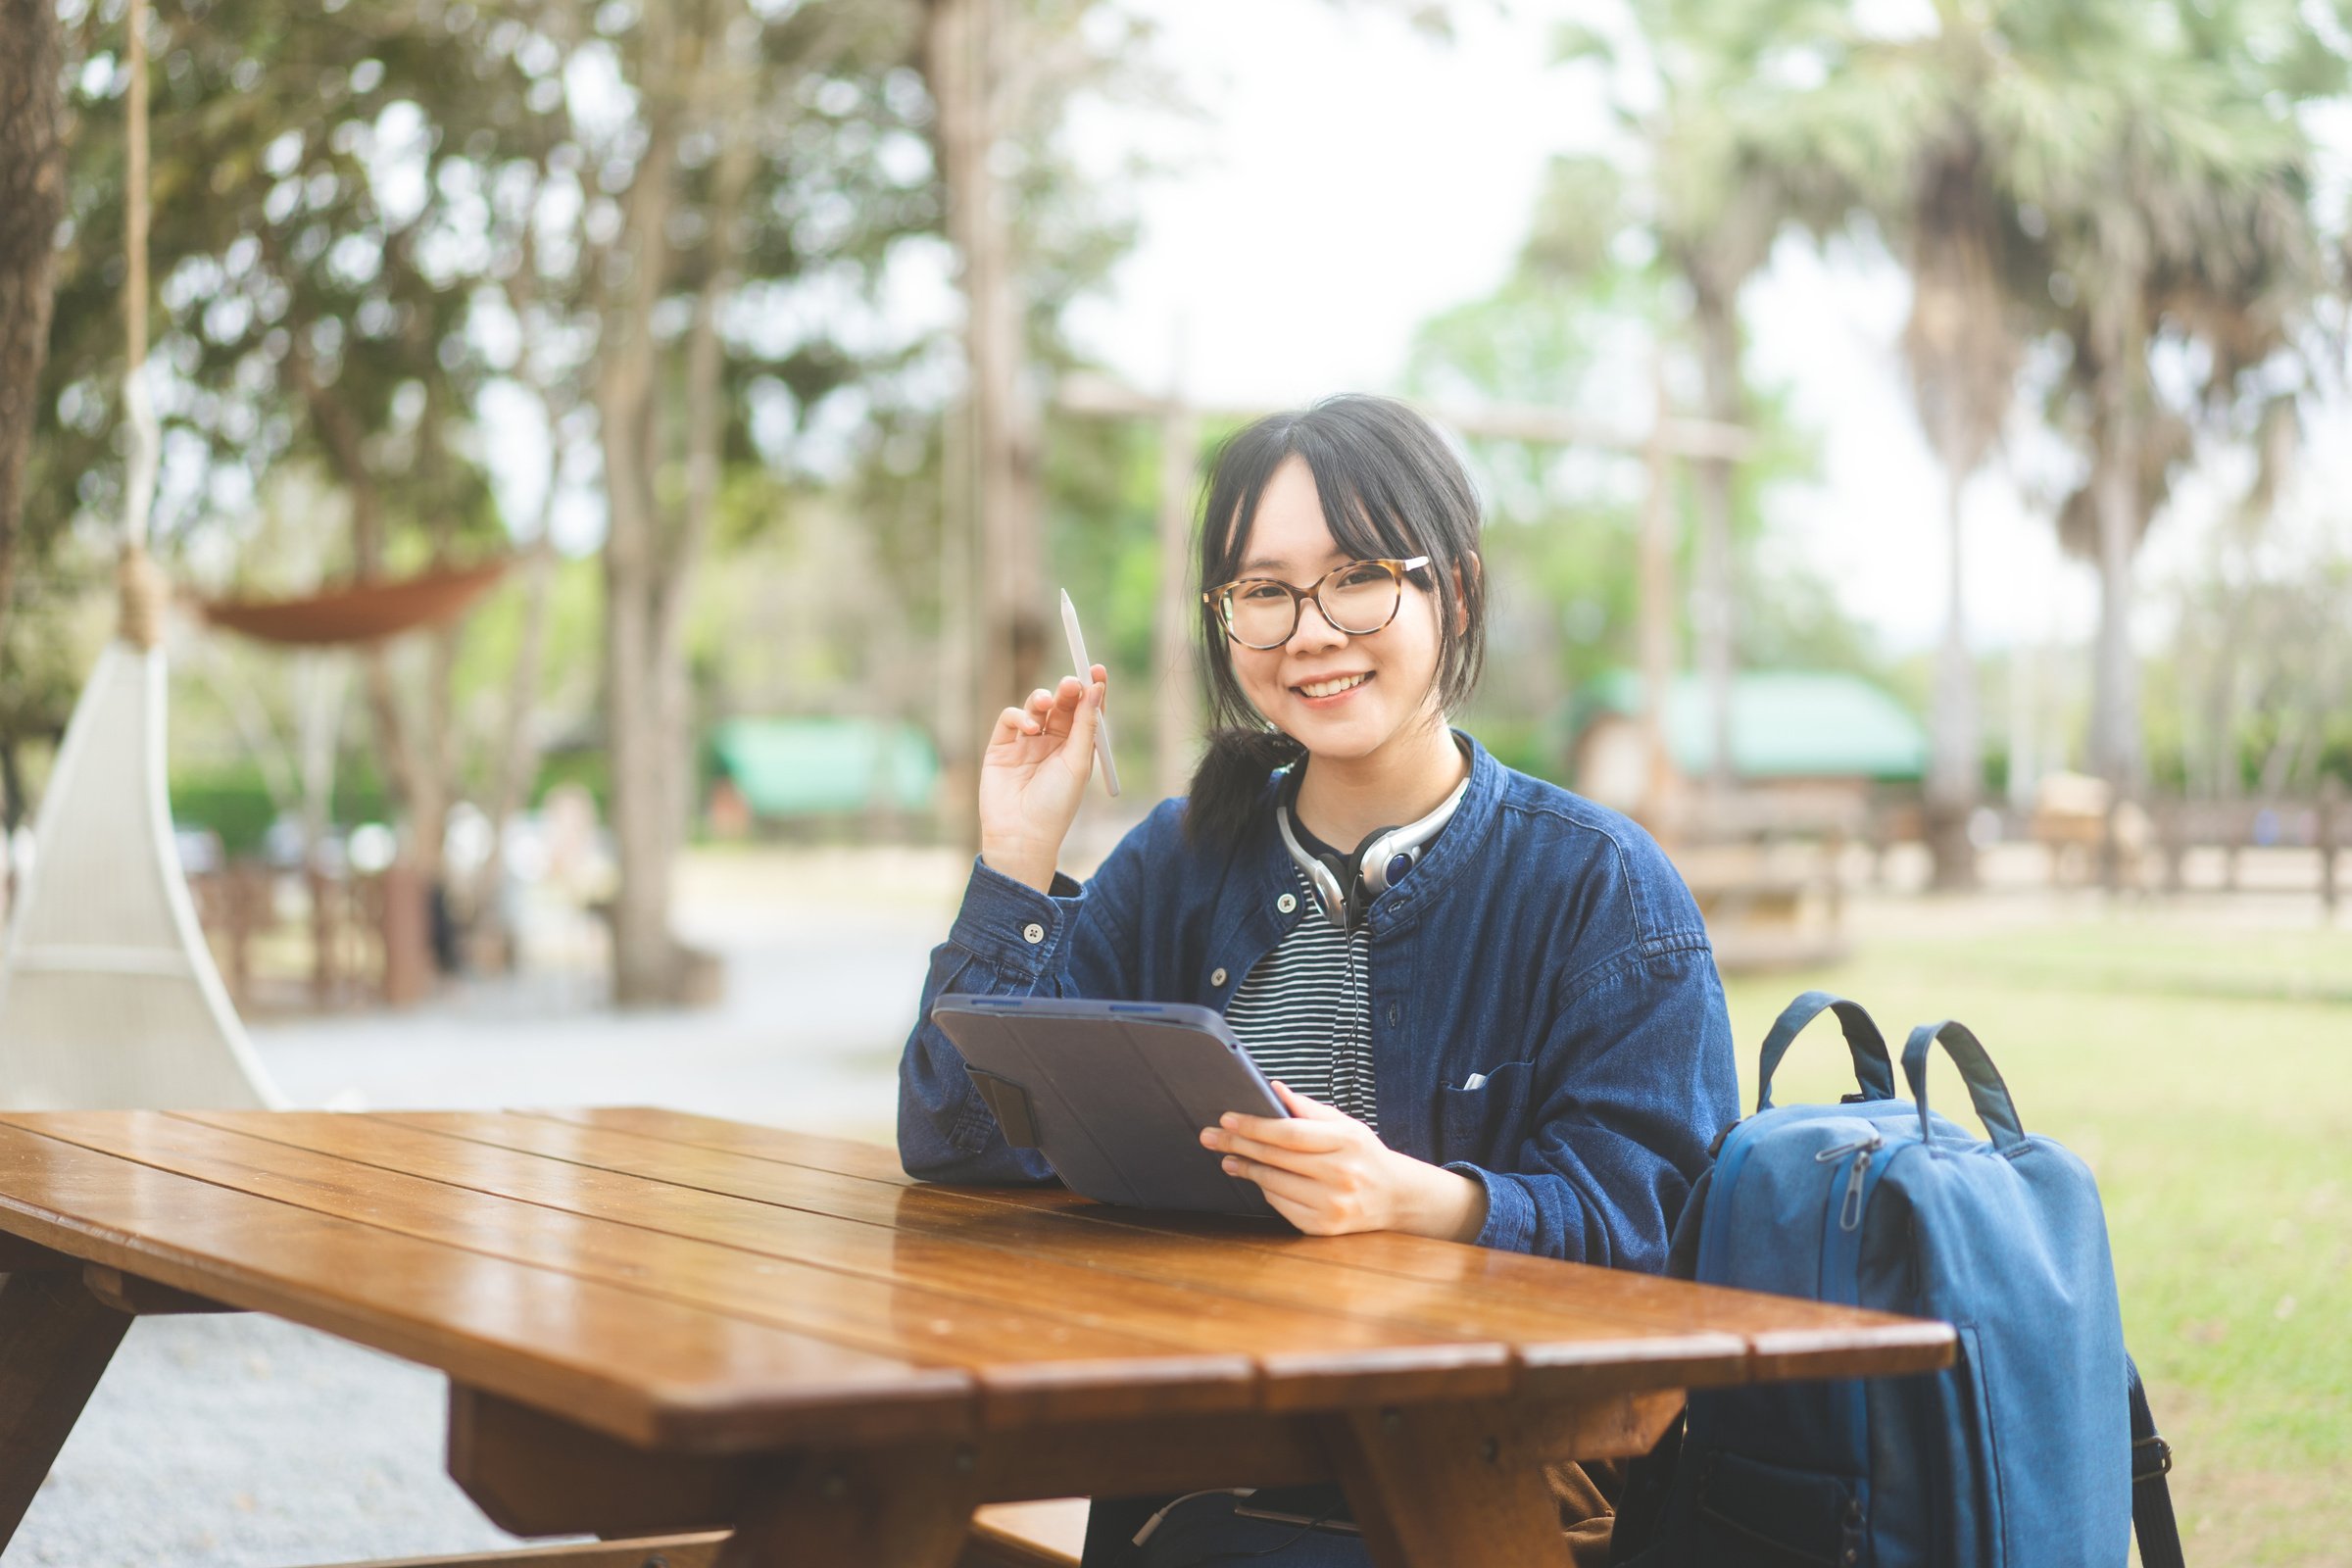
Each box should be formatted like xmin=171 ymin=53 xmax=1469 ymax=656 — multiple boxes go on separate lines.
xmin=1058 ymin=0 xmax=2352 ymax=659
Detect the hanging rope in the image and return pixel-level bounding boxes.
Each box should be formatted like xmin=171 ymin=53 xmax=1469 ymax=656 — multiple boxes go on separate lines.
xmin=118 ymin=546 xmax=167 ymax=648
xmin=119 ymin=0 xmax=160 ymax=625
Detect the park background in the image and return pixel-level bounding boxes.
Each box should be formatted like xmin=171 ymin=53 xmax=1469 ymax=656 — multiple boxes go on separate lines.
xmin=0 ymin=0 xmax=2346 ymax=1563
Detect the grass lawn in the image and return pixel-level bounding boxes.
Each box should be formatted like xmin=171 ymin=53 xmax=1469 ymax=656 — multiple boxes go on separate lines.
xmin=1720 ymin=907 xmax=2352 ymax=1567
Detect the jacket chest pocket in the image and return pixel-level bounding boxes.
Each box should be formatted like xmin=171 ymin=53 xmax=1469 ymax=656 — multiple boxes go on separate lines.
xmin=1437 ymin=1059 xmax=1537 ymax=1162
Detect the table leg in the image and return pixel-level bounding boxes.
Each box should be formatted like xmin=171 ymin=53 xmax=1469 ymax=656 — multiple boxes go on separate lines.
xmin=1319 ymin=1401 xmax=1572 ymax=1568
xmin=0 ymin=1269 xmax=131 ymax=1547
xmin=712 ymin=1443 xmax=981 ymax=1568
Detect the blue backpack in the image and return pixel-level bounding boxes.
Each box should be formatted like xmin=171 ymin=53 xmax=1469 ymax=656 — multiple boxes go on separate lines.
xmin=1610 ymin=992 xmax=2180 ymax=1568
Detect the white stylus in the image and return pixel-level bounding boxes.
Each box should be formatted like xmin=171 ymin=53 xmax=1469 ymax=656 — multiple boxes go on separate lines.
xmin=1058 ymin=588 xmax=1120 ymax=797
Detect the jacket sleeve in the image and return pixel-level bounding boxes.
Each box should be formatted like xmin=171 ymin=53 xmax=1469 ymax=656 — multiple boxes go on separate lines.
xmin=1444 ymin=938 xmax=1737 ymax=1269
xmin=895 ymin=816 xmax=1158 ymax=1184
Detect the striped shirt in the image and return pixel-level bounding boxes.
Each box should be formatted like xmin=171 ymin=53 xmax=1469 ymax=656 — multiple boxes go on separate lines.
xmin=1223 ymin=864 xmax=1380 ymax=1130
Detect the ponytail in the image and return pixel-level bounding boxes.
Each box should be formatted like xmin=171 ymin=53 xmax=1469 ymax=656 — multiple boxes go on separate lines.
xmin=1183 ymin=727 xmax=1304 ymax=851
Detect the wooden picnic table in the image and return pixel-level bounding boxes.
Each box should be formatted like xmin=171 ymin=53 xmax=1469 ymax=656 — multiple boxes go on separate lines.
xmin=0 ymin=1108 xmax=1954 ymax=1568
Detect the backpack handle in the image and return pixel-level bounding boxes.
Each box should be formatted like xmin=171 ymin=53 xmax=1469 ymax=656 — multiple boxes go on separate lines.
xmin=1756 ymin=991 xmax=1897 ymax=1113
xmin=1900 ymin=1019 xmax=2027 ymax=1150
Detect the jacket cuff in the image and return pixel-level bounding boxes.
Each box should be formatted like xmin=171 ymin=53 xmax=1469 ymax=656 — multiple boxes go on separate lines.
xmin=1446 ymin=1162 xmax=1534 ymax=1254
xmin=948 ymin=856 xmax=1085 ymax=983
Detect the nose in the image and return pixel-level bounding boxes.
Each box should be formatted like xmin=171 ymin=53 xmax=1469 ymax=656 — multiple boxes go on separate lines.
xmin=1286 ymin=593 xmax=1348 ymax=655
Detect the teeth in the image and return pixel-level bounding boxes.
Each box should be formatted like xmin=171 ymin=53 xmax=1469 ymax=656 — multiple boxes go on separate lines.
xmin=1299 ymin=673 xmax=1369 ymax=699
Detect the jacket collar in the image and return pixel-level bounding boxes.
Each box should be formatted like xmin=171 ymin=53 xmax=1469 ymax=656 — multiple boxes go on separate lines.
xmin=1247 ymin=729 xmax=1501 ymax=941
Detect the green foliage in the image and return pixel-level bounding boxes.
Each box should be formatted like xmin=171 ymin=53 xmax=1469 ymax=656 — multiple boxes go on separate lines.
xmin=169 ymin=763 xmax=392 ymax=855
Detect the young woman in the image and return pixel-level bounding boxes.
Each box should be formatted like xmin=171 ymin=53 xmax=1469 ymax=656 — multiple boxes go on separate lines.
xmin=897 ymin=394 xmax=1736 ymax=1564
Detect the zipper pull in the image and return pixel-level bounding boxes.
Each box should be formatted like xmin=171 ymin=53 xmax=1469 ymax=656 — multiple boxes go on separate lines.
xmin=1839 ymin=1146 xmax=1874 ymax=1232
xmin=1813 ymin=1130 xmax=1884 ymax=1164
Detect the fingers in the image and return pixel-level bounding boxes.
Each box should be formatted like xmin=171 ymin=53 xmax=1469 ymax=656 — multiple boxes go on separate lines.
xmin=1207 ymin=1112 xmax=1348 ymax=1155
xmin=992 ymin=704 xmax=1036 ymax=746
xmin=1003 ymin=678 xmax=1083 ymax=737
xmin=1065 ymin=673 xmax=1102 ymax=763
xmin=994 ymin=669 xmax=1107 ymax=745
xmin=1218 ymin=1152 xmax=1324 ymax=1207
xmin=1271 ymin=1082 xmax=1347 ymax=1121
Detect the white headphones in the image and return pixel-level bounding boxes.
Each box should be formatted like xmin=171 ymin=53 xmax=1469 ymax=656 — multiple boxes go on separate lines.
xmin=1275 ymin=759 xmax=1471 ymax=931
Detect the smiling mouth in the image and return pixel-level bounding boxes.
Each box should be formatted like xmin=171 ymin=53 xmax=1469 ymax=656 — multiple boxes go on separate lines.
xmin=1295 ymin=672 xmax=1371 ymax=700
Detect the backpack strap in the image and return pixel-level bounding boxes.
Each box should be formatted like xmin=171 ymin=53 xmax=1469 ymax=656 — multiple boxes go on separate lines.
xmin=1755 ymin=991 xmax=1897 ymax=1112
xmin=1899 ymin=1019 xmax=2027 ymax=1149
xmin=2128 ymin=1355 xmax=2183 ymax=1568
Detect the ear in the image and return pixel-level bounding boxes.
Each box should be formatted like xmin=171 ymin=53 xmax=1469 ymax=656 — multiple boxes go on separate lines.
xmin=1449 ymin=555 xmax=1481 ymax=636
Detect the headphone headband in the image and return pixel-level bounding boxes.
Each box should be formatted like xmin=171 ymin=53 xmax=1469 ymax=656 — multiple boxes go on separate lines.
xmin=1275 ymin=757 xmax=1470 ymax=930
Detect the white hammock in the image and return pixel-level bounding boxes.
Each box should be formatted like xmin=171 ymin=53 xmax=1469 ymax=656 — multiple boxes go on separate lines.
xmin=0 ymin=640 xmax=286 ymax=1109
xmin=0 ymin=0 xmax=284 ymax=1111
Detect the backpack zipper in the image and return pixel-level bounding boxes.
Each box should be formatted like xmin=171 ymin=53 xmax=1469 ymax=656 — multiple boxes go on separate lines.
xmin=1815 ymin=1131 xmax=1884 ymax=1233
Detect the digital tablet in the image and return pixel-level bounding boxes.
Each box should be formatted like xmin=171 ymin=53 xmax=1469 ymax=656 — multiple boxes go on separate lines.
xmin=929 ymin=994 xmax=1289 ymax=1217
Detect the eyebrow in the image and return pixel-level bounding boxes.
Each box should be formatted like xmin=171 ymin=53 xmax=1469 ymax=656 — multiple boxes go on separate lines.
xmin=1238 ymin=551 xmax=1348 ymax=576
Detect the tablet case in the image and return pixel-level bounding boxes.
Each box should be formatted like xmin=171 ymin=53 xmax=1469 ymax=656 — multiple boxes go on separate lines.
xmin=930 ymin=995 xmax=1288 ymax=1217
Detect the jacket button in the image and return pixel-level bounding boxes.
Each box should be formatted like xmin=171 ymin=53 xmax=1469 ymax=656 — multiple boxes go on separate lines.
xmin=1276 ymin=893 xmax=1298 ymax=914
xmin=1385 ymin=1003 xmax=1398 ymax=1027
xmin=1210 ymin=967 xmax=1228 ymax=987
xmin=1021 ymin=922 xmax=1045 ymax=945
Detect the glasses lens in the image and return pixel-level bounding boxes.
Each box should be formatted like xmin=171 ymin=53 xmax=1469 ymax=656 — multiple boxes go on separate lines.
xmin=1320 ymin=562 xmax=1400 ymax=634
xmin=1225 ymin=581 xmax=1298 ymax=647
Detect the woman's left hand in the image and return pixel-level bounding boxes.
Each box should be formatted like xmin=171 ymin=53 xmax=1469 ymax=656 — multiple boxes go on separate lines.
xmin=1202 ymin=1082 xmax=1489 ymax=1243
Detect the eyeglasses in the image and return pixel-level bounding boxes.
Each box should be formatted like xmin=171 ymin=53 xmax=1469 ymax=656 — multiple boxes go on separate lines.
xmin=1201 ymin=557 xmax=1431 ymax=650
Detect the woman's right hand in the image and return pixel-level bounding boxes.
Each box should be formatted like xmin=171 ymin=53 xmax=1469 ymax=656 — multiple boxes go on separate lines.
xmin=977 ymin=664 xmax=1106 ymax=893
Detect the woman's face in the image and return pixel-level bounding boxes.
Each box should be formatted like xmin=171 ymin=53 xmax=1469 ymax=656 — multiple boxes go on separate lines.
xmin=1225 ymin=454 xmax=1446 ymax=766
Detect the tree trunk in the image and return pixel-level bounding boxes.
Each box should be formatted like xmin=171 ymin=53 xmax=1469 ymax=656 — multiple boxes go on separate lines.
xmin=472 ymin=541 xmax=557 ymax=964
xmin=597 ymin=100 xmax=681 ymax=1004
xmin=285 ymin=333 xmax=442 ymax=891
xmin=1925 ymin=468 xmax=1980 ymax=889
xmin=2088 ymin=393 xmax=2142 ymax=794
xmin=596 ymin=0 xmax=753 ymax=1007
xmin=926 ymin=0 xmax=1043 ymax=735
xmin=0 ymin=0 xmax=65 ymax=650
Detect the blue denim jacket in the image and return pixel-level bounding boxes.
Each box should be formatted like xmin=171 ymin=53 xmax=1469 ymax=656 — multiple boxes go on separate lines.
xmin=897 ymin=735 xmax=1737 ymax=1271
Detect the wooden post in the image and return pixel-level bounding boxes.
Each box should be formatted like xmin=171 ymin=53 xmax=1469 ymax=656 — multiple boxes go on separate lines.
xmin=1637 ymin=362 xmax=1678 ymax=839
xmin=379 ymin=861 xmax=432 ymax=1007
xmin=2321 ymin=776 xmax=2341 ymax=917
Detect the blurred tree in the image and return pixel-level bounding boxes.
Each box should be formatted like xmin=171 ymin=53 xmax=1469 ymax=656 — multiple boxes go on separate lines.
xmin=1406 ymin=169 xmax=1841 ymax=780
xmin=1606 ymin=2 xmax=1860 ymax=790
xmin=2034 ymin=0 xmax=2337 ymax=795
xmin=549 ymin=0 xmax=955 ymax=1001
xmin=34 ymin=0 xmax=948 ymax=1003
xmin=35 ymin=0 xmax=514 ymax=923
xmin=1735 ymin=0 xmax=2061 ymax=886
xmin=0 ymin=0 xmax=65 ymax=658
xmin=1544 ymin=6 xmax=1884 ymax=810
xmin=1713 ymin=0 xmax=2343 ymax=860
xmin=918 ymin=0 xmax=1153 ymax=844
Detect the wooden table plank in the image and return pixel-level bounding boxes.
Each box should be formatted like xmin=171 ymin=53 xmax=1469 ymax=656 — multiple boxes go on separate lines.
xmin=379 ymin=1109 xmax=1754 ymax=1399
xmin=0 ymin=1119 xmax=970 ymax=1450
xmin=173 ymin=1109 xmax=1518 ymax=1412
xmin=10 ymin=1112 xmax=1257 ymax=1432
xmin=532 ymin=1108 xmax=975 ymax=1190
xmin=529 ymin=1106 xmax=1955 ymax=1383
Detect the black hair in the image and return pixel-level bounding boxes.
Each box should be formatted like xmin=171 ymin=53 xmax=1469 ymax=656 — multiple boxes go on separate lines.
xmin=1183 ymin=394 xmax=1487 ymax=851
